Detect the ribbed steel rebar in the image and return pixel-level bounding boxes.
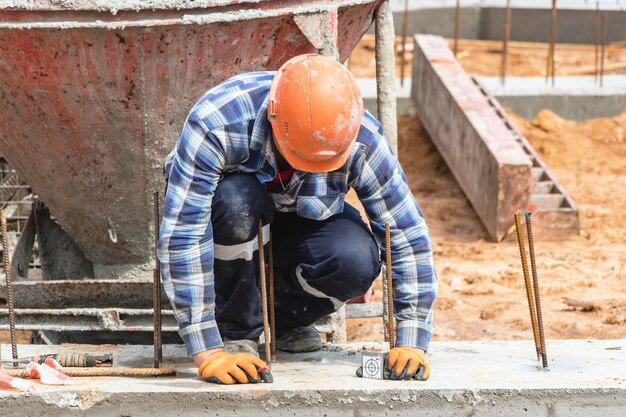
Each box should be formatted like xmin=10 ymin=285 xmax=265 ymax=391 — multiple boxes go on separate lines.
xmin=514 ymin=213 xmax=541 ymax=360
xmin=268 ymin=233 xmax=276 ymax=361
xmin=600 ymin=12 xmax=607 ymax=87
xmin=500 ymin=0 xmax=511 ymax=86
xmin=453 ymin=0 xmax=460 ymax=56
xmin=594 ymin=1 xmax=600 ymax=82
xmin=385 ymin=222 xmax=395 ymax=350
xmin=258 ymin=222 xmax=271 ymax=369
xmin=525 ymin=212 xmax=548 ymax=369
xmin=153 ymin=191 xmax=162 ymax=368
xmin=1 ymin=209 xmax=18 ymax=366
xmin=399 ymin=0 xmax=409 ymax=86
xmin=3 ymin=367 xmax=176 ymax=378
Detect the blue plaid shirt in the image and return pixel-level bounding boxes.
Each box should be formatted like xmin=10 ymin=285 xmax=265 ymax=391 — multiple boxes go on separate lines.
xmin=158 ymin=72 xmax=438 ymax=356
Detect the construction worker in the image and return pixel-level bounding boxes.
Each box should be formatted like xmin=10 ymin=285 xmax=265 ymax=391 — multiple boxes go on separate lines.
xmin=158 ymin=54 xmax=438 ymax=385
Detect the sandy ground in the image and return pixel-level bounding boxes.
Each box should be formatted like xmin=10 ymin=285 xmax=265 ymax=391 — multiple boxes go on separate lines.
xmin=348 ymin=35 xmax=626 ymax=78
xmin=348 ymin=108 xmax=626 ymax=344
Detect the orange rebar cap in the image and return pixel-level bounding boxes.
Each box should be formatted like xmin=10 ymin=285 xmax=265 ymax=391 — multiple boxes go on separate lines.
xmin=268 ymin=54 xmax=364 ymax=173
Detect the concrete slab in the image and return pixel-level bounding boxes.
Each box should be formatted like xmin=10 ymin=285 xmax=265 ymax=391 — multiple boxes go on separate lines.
xmin=1 ymin=340 xmax=625 ymax=416
xmin=476 ymin=76 xmax=626 ymax=121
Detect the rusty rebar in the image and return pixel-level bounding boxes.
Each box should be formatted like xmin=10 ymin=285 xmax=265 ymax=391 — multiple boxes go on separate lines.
xmin=385 ymin=222 xmax=395 ymax=350
xmin=153 ymin=191 xmax=162 ymax=369
xmin=258 ymin=221 xmax=271 ymax=369
xmin=525 ymin=212 xmax=548 ymax=369
xmin=1 ymin=209 xmax=18 ymax=367
xmin=399 ymin=0 xmax=409 ymax=86
xmin=453 ymin=0 xmax=460 ymax=56
xmin=594 ymin=1 xmax=600 ymax=82
xmin=514 ymin=213 xmax=541 ymax=360
xmin=500 ymin=0 xmax=511 ymax=86
xmin=268 ymin=233 xmax=276 ymax=361
xmin=600 ymin=12 xmax=607 ymax=87
xmin=546 ymin=0 xmax=557 ymax=85
xmin=3 ymin=367 xmax=176 ymax=378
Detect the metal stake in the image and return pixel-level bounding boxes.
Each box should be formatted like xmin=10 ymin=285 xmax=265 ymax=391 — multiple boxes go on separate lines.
xmin=1 ymin=209 xmax=18 ymax=367
xmin=514 ymin=213 xmax=541 ymax=360
xmin=258 ymin=221 xmax=271 ymax=369
xmin=500 ymin=0 xmax=511 ymax=86
xmin=399 ymin=0 xmax=409 ymax=86
xmin=268 ymin=233 xmax=276 ymax=362
xmin=600 ymin=12 xmax=607 ymax=87
xmin=153 ymin=191 xmax=162 ymax=368
xmin=546 ymin=0 xmax=557 ymax=85
xmin=453 ymin=0 xmax=460 ymax=56
xmin=384 ymin=222 xmax=395 ymax=350
xmin=594 ymin=1 xmax=600 ymax=82
xmin=525 ymin=213 xmax=548 ymax=369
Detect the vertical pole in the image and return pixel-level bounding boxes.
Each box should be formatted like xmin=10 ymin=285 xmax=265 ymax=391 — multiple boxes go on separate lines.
xmin=399 ymin=0 xmax=409 ymax=86
xmin=385 ymin=223 xmax=395 ymax=350
xmin=153 ymin=191 xmax=162 ymax=368
xmin=268 ymin=234 xmax=276 ymax=361
xmin=514 ymin=213 xmax=541 ymax=360
xmin=550 ymin=0 xmax=557 ymax=86
xmin=375 ymin=0 xmax=398 ymax=155
xmin=500 ymin=0 xmax=511 ymax=86
xmin=376 ymin=0 xmax=397 ymax=337
xmin=594 ymin=1 xmax=600 ymax=83
xmin=525 ymin=213 xmax=548 ymax=369
xmin=600 ymin=12 xmax=607 ymax=87
xmin=546 ymin=0 xmax=556 ymax=86
xmin=1 ymin=209 xmax=18 ymax=366
xmin=453 ymin=0 xmax=460 ymax=56
xmin=257 ymin=222 xmax=271 ymax=368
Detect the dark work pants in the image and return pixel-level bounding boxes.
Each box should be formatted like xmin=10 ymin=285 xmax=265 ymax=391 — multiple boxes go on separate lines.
xmin=212 ymin=174 xmax=381 ymax=340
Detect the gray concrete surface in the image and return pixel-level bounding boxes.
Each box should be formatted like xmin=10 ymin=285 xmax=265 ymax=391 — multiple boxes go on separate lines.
xmin=373 ymin=0 xmax=626 ymax=44
xmin=477 ymin=75 xmax=626 ymax=121
xmin=1 ymin=340 xmax=625 ymax=416
xmin=358 ymin=78 xmax=415 ymax=117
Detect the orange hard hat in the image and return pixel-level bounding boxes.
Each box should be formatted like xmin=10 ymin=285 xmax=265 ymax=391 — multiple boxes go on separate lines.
xmin=268 ymin=54 xmax=364 ymax=173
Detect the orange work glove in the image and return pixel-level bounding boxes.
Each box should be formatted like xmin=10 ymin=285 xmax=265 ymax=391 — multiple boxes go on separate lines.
xmin=197 ymin=352 xmax=273 ymax=385
xmin=385 ymin=346 xmax=431 ymax=381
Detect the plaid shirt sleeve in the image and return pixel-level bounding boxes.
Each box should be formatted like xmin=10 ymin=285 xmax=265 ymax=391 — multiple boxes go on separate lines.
xmin=349 ymin=119 xmax=438 ymax=352
xmin=157 ymin=113 xmax=227 ymax=356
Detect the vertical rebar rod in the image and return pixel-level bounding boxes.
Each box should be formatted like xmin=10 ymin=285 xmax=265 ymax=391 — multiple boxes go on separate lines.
xmin=453 ymin=0 xmax=460 ymax=56
xmin=500 ymin=0 xmax=511 ymax=86
xmin=399 ymin=0 xmax=409 ymax=86
xmin=545 ymin=0 xmax=556 ymax=84
xmin=268 ymin=233 xmax=276 ymax=362
xmin=385 ymin=222 xmax=395 ymax=350
xmin=258 ymin=222 xmax=271 ymax=369
xmin=1 ymin=209 xmax=18 ymax=366
xmin=600 ymin=12 xmax=607 ymax=87
xmin=375 ymin=0 xmax=398 ymax=155
xmin=514 ymin=213 xmax=541 ymax=360
xmin=594 ymin=1 xmax=600 ymax=83
xmin=525 ymin=213 xmax=548 ymax=369
xmin=153 ymin=191 xmax=162 ymax=368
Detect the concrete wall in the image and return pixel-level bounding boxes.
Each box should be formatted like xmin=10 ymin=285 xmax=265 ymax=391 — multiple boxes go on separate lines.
xmin=371 ymin=2 xmax=626 ymax=44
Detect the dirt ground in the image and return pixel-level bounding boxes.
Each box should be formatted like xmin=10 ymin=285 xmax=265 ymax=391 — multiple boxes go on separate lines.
xmin=348 ymin=35 xmax=626 ymax=78
xmin=347 ymin=108 xmax=626 ymax=344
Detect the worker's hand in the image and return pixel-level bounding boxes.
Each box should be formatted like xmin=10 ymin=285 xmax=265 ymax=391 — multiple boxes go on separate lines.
xmin=385 ymin=346 xmax=430 ymax=381
xmin=197 ymin=351 xmax=273 ymax=384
